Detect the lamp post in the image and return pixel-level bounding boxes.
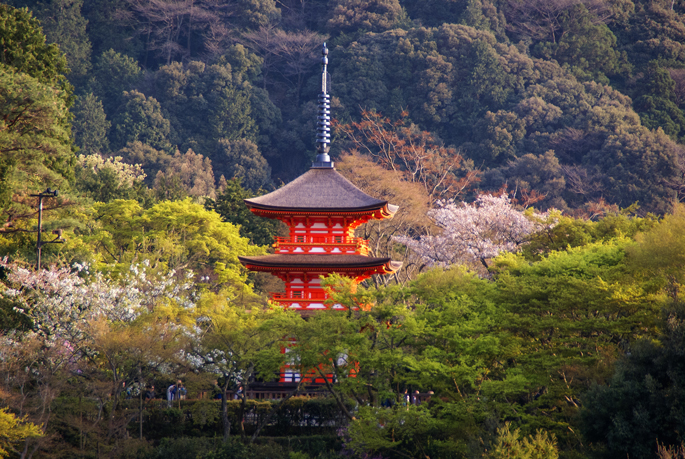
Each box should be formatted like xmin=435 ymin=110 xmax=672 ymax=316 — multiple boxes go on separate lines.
xmin=29 ymin=188 xmax=63 ymax=270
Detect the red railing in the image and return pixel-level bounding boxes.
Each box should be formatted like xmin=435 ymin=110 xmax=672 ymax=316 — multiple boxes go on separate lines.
xmin=273 ymin=236 xmax=369 ymax=255
xmin=271 ymin=291 xmax=328 ymax=301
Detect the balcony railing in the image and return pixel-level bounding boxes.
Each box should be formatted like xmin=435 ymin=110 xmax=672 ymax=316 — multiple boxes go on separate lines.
xmin=271 ymin=291 xmax=328 ymax=301
xmin=273 ymin=236 xmax=369 ymax=255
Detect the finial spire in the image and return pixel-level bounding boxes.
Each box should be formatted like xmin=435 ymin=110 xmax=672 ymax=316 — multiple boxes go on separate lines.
xmin=313 ymin=42 xmax=334 ymax=169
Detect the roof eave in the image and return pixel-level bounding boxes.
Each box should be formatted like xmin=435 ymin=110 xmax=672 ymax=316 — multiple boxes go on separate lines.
xmin=238 ymin=256 xmax=402 ymax=274
xmin=244 ymin=201 xmax=398 ymax=219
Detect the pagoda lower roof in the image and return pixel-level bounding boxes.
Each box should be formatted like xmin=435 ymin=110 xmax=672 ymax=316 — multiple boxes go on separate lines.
xmin=244 ymin=168 xmax=398 ymax=215
xmin=239 ymin=254 xmax=402 ymax=272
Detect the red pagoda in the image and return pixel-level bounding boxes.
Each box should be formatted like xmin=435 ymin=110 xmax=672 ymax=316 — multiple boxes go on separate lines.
xmin=238 ymin=44 xmax=401 ymax=313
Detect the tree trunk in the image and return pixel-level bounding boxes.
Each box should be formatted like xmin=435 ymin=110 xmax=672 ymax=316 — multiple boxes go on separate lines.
xmin=138 ymin=366 xmax=143 ymax=440
xmin=316 ymin=367 xmax=355 ymax=421
xmin=249 ymin=380 xmax=303 ymax=443
xmin=221 ymin=383 xmax=231 ymax=441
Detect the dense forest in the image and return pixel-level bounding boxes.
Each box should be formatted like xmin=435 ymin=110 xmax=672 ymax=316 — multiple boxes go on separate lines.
xmin=3 ymin=0 xmax=685 ymax=458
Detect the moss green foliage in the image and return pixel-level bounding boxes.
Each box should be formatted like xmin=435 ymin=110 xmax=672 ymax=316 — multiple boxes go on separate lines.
xmin=26 ymin=0 xmax=92 ymax=80
xmin=331 ymin=24 xmax=682 ymax=212
xmin=0 ymin=66 xmax=74 ymax=210
xmin=79 ymin=198 xmax=263 ymax=277
xmin=205 ymin=178 xmax=281 ymax=246
xmin=0 ymin=5 xmax=75 ymax=218
xmin=606 ymin=210 xmax=685 ymax=459
xmin=486 ymin=423 xmax=558 ymax=459
xmin=112 ymin=90 xmax=173 ymax=152
xmin=0 ymin=4 xmax=70 ymax=90
xmin=88 ymin=49 xmax=143 ymax=114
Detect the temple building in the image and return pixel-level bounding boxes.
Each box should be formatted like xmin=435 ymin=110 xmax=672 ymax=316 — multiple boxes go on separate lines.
xmin=238 ymin=44 xmax=401 ymax=313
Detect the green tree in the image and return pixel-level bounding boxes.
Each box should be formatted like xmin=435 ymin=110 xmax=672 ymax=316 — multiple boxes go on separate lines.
xmin=581 ymin=326 xmax=685 ymax=459
xmin=0 ymin=66 xmax=74 ymax=212
xmin=83 ymin=198 xmax=263 ymax=277
xmin=633 ymin=63 xmax=685 ymax=140
xmin=528 ymin=4 xmax=627 ymax=84
xmin=73 ymin=153 xmax=147 ymax=203
xmin=88 ymin=49 xmax=142 ymax=115
xmin=330 ymin=22 xmax=684 ymax=212
xmin=486 ymin=423 xmax=558 ymax=459
xmin=580 ymin=256 xmax=685 ymax=459
xmin=147 ymin=60 xmax=258 ymax=161
xmin=0 ymin=5 xmax=75 ymax=215
xmin=523 ymin=212 xmax=657 ymax=260
xmin=116 ymin=140 xmax=172 ymax=185
xmin=0 ymin=5 xmax=70 ymax=92
xmin=192 ymin=291 xmax=293 ymax=440
xmin=488 ymin=239 xmax=661 ymax=444
xmin=153 ymin=149 xmax=217 ymax=201
xmin=72 ymin=93 xmax=110 ymax=154
xmin=483 ymin=151 xmax=567 ymax=210
xmin=290 ymin=278 xmax=420 ymax=420
xmin=81 ymin=0 xmax=145 ymax=60
xmin=584 ymin=125 xmax=680 ymax=213
xmin=626 ymin=205 xmax=685 ymax=297
xmin=205 ymin=177 xmax=281 ymax=246
xmin=327 ymin=0 xmax=404 ymax=34
xmin=29 ymin=0 xmax=92 ymax=80
xmin=111 ymin=90 xmax=172 ymax=152
xmin=213 ymin=139 xmax=271 ymax=192
xmin=611 ymin=1 xmax=685 ymax=69
xmin=348 ymin=405 xmax=467 ymax=459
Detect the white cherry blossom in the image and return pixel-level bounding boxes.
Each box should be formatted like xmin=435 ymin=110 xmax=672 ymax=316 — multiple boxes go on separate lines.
xmin=394 ymin=194 xmax=556 ymax=270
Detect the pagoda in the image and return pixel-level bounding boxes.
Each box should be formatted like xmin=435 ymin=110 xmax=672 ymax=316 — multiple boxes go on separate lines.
xmin=238 ymin=44 xmax=401 ymax=314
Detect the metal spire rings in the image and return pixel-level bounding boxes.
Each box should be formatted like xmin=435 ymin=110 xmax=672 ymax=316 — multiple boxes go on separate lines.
xmin=313 ymin=42 xmax=334 ymax=169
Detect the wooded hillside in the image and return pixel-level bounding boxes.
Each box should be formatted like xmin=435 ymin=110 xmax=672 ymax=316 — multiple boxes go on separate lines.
xmin=3 ymin=1 xmax=685 ymax=459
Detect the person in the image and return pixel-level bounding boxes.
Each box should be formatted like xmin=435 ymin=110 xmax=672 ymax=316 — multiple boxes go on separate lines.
xmin=425 ymin=391 xmax=435 ymax=407
xmin=166 ymin=382 xmax=179 ymax=407
xmin=144 ymin=385 xmax=156 ymax=401
xmin=122 ymin=381 xmax=132 ymax=399
xmin=212 ymin=380 xmax=223 ymax=400
xmin=413 ymin=390 xmax=421 ymax=406
xmin=178 ymin=383 xmax=187 ymax=400
xmin=234 ymin=385 xmax=243 ymax=400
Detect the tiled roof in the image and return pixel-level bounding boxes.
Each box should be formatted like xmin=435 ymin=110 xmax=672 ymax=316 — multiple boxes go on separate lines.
xmin=239 ymin=254 xmax=402 ymax=271
xmin=245 ymin=168 xmax=393 ymax=212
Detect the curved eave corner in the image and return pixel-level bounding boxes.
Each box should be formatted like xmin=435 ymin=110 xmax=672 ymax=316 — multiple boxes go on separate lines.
xmin=381 ymin=203 xmax=399 ymax=219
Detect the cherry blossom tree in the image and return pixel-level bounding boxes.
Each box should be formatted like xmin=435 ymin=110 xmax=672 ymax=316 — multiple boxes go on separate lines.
xmin=0 ymin=259 xmax=197 ymax=451
xmin=394 ymin=194 xmax=556 ymax=271
xmin=1 ymin=260 xmax=194 ymax=356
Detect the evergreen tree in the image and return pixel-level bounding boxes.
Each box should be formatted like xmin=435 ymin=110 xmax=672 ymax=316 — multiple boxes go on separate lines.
xmin=71 ymin=92 xmax=110 ymax=154
xmin=212 ymin=139 xmax=271 ymax=192
xmin=29 ymin=0 xmax=92 ymax=80
xmin=111 ymin=90 xmax=172 ymax=152
xmin=205 ymin=177 xmax=281 ymax=246
xmin=88 ymin=49 xmax=142 ymax=115
xmin=0 ymin=4 xmax=71 ymax=93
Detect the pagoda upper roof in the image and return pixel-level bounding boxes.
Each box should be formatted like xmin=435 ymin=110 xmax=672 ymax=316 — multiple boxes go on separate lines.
xmin=239 ymin=254 xmax=402 ymax=273
xmin=245 ymin=168 xmax=398 ymax=214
